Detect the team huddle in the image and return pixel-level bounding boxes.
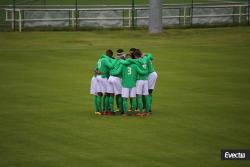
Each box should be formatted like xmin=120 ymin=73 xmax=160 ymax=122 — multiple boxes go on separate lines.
xmin=90 ymin=48 xmax=157 ymax=116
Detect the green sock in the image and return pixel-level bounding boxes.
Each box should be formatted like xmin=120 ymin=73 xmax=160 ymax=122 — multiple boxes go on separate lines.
xmin=149 ymin=93 xmax=152 ymax=112
xmin=104 ymin=95 xmax=109 ymax=112
xmin=137 ymin=95 xmax=143 ymax=112
xmin=131 ymin=98 xmax=137 ymax=113
xmin=96 ymin=96 xmax=102 ymax=112
xmin=117 ymin=95 xmax=123 ymax=112
xmin=142 ymin=95 xmax=146 ymax=109
xmin=116 ymin=95 xmax=119 ymax=109
xmin=145 ymin=95 xmax=151 ymax=113
xmin=109 ymin=96 xmax=114 ymax=112
xmin=129 ymin=98 xmax=133 ymax=110
xmin=116 ymin=95 xmax=121 ymax=110
xmin=103 ymin=95 xmax=106 ymax=111
xmin=94 ymin=96 xmax=98 ymax=112
xmin=123 ymin=98 xmax=128 ymax=113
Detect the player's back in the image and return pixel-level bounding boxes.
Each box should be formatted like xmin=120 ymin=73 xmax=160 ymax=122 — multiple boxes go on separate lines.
xmin=144 ymin=53 xmax=155 ymax=73
xmin=97 ymin=57 xmax=109 ymax=78
xmin=121 ymin=64 xmax=138 ymax=88
xmin=136 ymin=57 xmax=149 ymax=80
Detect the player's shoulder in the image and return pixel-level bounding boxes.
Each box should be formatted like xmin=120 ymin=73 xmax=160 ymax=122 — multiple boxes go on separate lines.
xmin=130 ymin=63 xmax=137 ymax=68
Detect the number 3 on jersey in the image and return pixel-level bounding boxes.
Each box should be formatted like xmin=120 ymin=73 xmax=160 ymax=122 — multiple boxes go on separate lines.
xmin=127 ymin=67 xmax=132 ymax=75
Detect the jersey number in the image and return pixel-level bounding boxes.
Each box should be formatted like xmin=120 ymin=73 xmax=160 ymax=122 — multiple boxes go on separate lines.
xmin=142 ymin=64 xmax=147 ymax=69
xmin=127 ymin=67 xmax=132 ymax=75
xmin=98 ymin=61 xmax=101 ymax=69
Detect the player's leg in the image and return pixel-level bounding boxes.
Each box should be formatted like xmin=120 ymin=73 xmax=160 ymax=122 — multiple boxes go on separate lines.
xmin=142 ymin=80 xmax=150 ymax=116
xmin=130 ymin=87 xmax=137 ymax=114
xmin=142 ymin=95 xmax=146 ymax=111
xmin=114 ymin=77 xmax=123 ymax=112
xmin=107 ymin=77 xmax=115 ymax=114
xmin=121 ymin=88 xmax=129 ymax=115
xmin=115 ymin=94 xmax=122 ymax=112
xmin=98 ymin=77 xmax=109 ymax=114
xmin=148 ymin=72 xmax=158 ymax=113
xmin=104 ymin=78 xmax=110 ymax=114
xmin=96 ymin=92 xmax=103 ymax=113
xmin=95 ymin=76 xmax=103 ymax=115
xmin=90 ymin=76 xmax=99 ymax=114
xmin=136 ymin=80 xmax=144 ymax=114
xmin=129 ymin=98 xmax=132 ymax=112
xmin=109 ymin=93 xmax=115 ymax=114
xmin=102 ymin=95 xmax=106 ymax=113
xmin=148 ymin=89 xmax=153 ymax=113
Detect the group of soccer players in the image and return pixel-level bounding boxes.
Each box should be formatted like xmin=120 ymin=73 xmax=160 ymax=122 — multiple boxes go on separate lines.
xmin=90 ymin=48 xmax=157 ymax=116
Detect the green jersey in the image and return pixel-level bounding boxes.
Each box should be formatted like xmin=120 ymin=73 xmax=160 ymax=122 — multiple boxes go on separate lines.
xmin=110 ymin=59 xmax=131 ymax=78
xmin=111 ymin=61 xmax=147 ymax=88
xmin=144 ymin=53 xmax=155 ymax=73
xmin=135 ymin=56 xmax=150 ymax=80
xmin=97 ymin=54 xmax=116 ymax=78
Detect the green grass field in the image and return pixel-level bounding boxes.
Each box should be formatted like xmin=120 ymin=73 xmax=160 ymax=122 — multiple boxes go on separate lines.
xmin=1 ymin=27 xmax=250 ymax=167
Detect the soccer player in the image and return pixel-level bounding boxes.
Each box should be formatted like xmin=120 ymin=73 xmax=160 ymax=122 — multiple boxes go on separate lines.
xmin=90 ymin=75 xmax=99 ymax=115
xmin=95 ymin=49 xmax=117 ymax=115
xmin=133 ymin=49 xmax=151 ymax=116
xmin=90 ymin=61 xmax=104 ymax=115
xmin=144 ymin=53 xmax=157 ymax=113
xmin=111 ymin=55 xmax=147 ymax=116
xmin=107 ymin=49 xmax=126 ymax=114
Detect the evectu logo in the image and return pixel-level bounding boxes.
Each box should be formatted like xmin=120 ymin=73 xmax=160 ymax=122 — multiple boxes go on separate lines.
xmin=221 ymin=149 xmax=250 ymax=160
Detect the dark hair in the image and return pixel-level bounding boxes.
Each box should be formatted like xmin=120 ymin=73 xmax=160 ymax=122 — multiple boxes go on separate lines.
xmin=134 ymin=49 xmax=142 ymax=58
xmin=106 ymin=49 xmax=113 ymax=57
xmin=129 ymin=48 xmax=136 ymax=52
xmin=117 ymin=49 xmax=124 ymax=53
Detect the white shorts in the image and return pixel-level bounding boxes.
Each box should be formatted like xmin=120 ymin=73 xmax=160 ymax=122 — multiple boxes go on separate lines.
xmin=107 ymin=76 xmax=122 ymax=94
xmin=136 ymin=80 xmax=149 ymax=95
xmin=122 ymin=87 xmax=136 ymax=98
xmin=107 ymin=76 xmax=115 ymax=94
xmin=113 ymin=76 xmax=122 ymax=95
xmin=148 ymin=71 xmax=158 ymax=90
xmin=90 ymin=76 xmax=97 ymax=95
xmin=96 ymin=75 xmax=108 ymax=94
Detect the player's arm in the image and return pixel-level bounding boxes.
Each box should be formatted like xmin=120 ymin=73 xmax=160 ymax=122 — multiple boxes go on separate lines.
xmin=132 ymin=59 xmax=143 ymax=68
xmin=110 ymin=64 xmax=123 ymax=76
xmin=144 ymin=53 xmax=153 ymax=60
xmin=94 ymin=63 xmax=101 ymax=75
xmin=119 ymin=59 xmax=131 ymax=65
xmin=104 ymin=58 xmax=117 ymax=69
xmin=135 ymin=65 xmax=147 ymax=75
xmin=126 ymin=58 xmax=138 ymax=64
